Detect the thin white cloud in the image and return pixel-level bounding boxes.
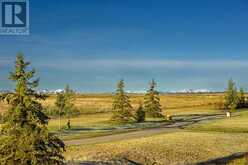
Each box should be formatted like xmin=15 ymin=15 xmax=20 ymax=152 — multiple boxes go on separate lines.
xmin=0 ymin=57 xmax=12 ymax=66
xmin=36 ymin=58 xmax=248 ymax=71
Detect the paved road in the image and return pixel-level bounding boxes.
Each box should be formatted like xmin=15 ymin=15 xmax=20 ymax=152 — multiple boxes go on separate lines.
xmin=65 ymin=113 xmax=225 ymax=146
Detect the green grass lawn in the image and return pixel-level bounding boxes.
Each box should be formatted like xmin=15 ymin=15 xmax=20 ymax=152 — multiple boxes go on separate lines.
xmin=47 ymin=106 xmax=223 ymax=140
xmin=187 ymin=109 xmax=248 ymax=133
xmin=48 ymin=107 xmax=220 ymax=132
xmin=48 ymin=113 xmax=169 ymax=140
xmin=48 ymin=113 xmax=112 ymax=131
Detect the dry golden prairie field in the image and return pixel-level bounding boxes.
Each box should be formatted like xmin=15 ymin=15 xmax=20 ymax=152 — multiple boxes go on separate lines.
xmin=0 ymin=93 xmax=224 ymax=113
xmin=45 ymin=93 xmax=223 ymax=110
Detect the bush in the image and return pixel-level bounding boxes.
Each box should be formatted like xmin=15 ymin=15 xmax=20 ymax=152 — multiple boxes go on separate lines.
xmin=135 ymin=103 xmax=145 ymax=122
xmin=0 ymin=113 xmax=4 ymax=124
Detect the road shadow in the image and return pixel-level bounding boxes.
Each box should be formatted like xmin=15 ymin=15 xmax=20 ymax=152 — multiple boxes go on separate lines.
xmin=196 ymin=152 xmax=248 ymax=165
xmin=168 ymin=113 xmax=225 ymax=129
xmin=61 ymin=120 xmax=172 ymax=134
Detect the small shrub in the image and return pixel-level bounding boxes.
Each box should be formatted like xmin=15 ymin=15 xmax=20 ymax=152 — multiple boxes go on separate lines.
xmin=0 ymin=113 xmax=4 ymax=124
xmin=135 ymin=103 xmax=145 ymax=122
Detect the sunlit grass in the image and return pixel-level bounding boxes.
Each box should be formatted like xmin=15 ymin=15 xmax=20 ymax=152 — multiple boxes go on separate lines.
xmin=0 ymin=93 xmax=224 ymax=114
xmin=188 ymin=110 xmax=248 ymax=133
xmin=47 ymin=105 xmax=220 ymax=141
xmin=48 ymin=113 xmax=170 ymax=140
xmin=2 ymin=93 xmax=248 ymax=164
xmin=48 ymin=113 xmax=111 ymax=131
xmin=65 ymin=131 xmax=248 ymax=165
xmin=166 ymin=106 xmax=219 ymax=116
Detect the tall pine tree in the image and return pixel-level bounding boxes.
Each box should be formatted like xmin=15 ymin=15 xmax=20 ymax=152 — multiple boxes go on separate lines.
xmin=111 ymin=79 xmax=134 ymax=122
xmin=144 ymin=79 xmax=164 ymax=118
xmin=0 ymin=54 xmax=65 ymax=165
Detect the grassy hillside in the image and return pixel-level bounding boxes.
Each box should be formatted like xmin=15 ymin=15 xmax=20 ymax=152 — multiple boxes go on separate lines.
xmin=65 ymin=131 xmax=248 ymax=164
xmin=188 ymin=110 xmax=248 ymax=133
xmin=64 ymin=108 xmax=248 ymax=164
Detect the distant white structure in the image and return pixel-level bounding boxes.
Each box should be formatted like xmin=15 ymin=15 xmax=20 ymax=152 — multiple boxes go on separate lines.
xmin=226 ymin=111 xmax=231 ymax=118
xmin=169 ymin=89 xmax=211 ymax=93
xmin=38 ymin=89 xmax=64 ymax=94
xmin=53 ymin=89 xmax=64 ymax=93
xmin=126 ymin=88 xmax=211 ymax=94
xmin=126 ymin=90 xmax=146 ymax=94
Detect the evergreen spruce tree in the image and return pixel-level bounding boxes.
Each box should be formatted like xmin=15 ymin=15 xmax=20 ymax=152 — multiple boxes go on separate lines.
xmin=144 ymin=79 xmax=164 ymax=118
xmin=111 ymin=79 xmax=134 ymax=122
xmin=135 ymin=102 xmax=145 ymax=122
xmin=224 ymin=79 xmax=238 ymax=110
xmin=0 ymin=54 xmax=65 ymax=165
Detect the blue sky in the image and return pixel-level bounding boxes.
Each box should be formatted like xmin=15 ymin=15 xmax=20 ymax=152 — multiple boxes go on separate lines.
xmin=0 ymin=0 xmax=248 ymax=92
